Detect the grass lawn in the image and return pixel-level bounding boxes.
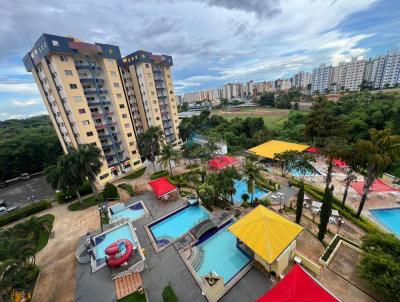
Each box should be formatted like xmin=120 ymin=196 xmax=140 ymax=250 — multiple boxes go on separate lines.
xmin=223 ymin=114 xmax=289 ymax=127
xmin=36 ymin=214 xmax=55 ymax=252
xmin=67 ymin=196 xmax=100 ymax=211
xmin=122 ymin=167 xmax=146 ymax=180
xmin=118 ymin=292 xmax=147 ymax=302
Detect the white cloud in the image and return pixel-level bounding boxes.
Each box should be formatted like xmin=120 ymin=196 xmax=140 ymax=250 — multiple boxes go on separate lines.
xmin=0 ymin=82 xmax=38 ymax=95
xmin=12 ymin=99 xmax=41 ymax=107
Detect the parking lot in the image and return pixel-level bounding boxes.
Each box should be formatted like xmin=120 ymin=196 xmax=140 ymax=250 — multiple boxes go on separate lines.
xmin=0 ymin=175 xmax=55 ymax=209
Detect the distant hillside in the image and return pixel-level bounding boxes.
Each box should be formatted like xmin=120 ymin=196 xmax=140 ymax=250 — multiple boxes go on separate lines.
xmin=0 ymin=115 xmax=62 ymax=181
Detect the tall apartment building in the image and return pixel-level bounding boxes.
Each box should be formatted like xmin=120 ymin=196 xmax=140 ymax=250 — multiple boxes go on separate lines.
xmin=343 ymin=57 xmax=366 ymax=91
xmin=223 ymin=83 xmax=243 ymax=99
xmin=379 ymin=51 xmax=400 ymax=88
xmin=311 ymin=64 xmax=333 ymax=93
xmin=119 ymin=51 xmax=180 ymax=145
xmin=23 ymin=34 xmax=179 ymax=184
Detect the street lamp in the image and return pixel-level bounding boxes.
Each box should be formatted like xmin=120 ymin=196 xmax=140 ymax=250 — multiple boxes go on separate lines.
xmin=98 ymin=203 xmax=107 ymax=232
xmin=337 ymin=218 xmax=344 ymax=235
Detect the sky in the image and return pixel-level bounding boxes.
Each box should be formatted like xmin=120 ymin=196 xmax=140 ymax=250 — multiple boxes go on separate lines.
xmin=0 ymin=0 xmax=399 ymax=120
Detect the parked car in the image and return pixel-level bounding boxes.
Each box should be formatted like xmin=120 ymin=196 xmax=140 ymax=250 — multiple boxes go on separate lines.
xmin=0 ymin=207 xmax=7 ymax=215
xmin=20 ymin=173 xmax=31 ymax=180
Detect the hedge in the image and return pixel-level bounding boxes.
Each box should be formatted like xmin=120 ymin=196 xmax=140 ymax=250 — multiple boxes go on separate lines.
xmin=56 ymin=181 xmax=93 ymax=203
xmin=118 ymin=183 xmax=135 ymax=196
xmin=122 ymin=167 xmax=146 ymax=180
xmin=68 ymin=196 xmax=100 ymax=211
xmin=150 ymin=170 xmax=169 ymax=180
xmin=102 ymin=182 xmax=119 ymax=201
xmin=35 ymin=214 xmax=55 ymax=252
xmin=0 ymin=200 xmax=52 ymax=227
xmin=162 ymin=286 xmax=178 ymax=302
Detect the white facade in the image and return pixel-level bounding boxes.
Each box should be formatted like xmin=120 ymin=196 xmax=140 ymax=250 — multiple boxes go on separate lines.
xmin=311 ymin=64 xmax=333 ymax=93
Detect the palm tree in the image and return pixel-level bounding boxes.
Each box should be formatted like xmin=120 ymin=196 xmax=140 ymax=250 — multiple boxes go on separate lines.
xmin=339 ymin=144 xmax=359 ymax=207
xmin=243 ymin=159 xmax=262 ymax=203
xmin=45 ymin=154 xmax=83 ymax=202
xmin=73 ymin=144 xmax=103 ymax=198
xmin=158 ymin=144 xmax=181 ymax=177
xmin=219 ymin=166 xmax=240 ymax=203
xmin=241 ymin=193 xmax=249 ymax=204
xmin=137 ymin=126 xmax=164 ymax=171
xmin=354 ymin=129 xmax=400 ymax=218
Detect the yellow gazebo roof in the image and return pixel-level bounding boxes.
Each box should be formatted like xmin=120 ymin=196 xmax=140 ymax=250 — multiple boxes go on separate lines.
xmin=248 ymin=140 xmax=309 ymax=159
xmin=228 ymin=205 xmax=303 ymax=264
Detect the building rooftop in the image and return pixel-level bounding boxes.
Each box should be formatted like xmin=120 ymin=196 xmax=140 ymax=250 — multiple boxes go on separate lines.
xmin=248 ymin=140 xmax=309 ymax=159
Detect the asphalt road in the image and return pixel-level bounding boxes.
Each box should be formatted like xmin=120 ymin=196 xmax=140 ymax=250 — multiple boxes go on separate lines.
xmin=0 ymin=176 xmax=55 ymax=208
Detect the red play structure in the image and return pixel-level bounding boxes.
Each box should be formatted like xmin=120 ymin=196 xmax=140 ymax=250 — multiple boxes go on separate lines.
xmin=105 ymin=239 xmax=134 ymax=268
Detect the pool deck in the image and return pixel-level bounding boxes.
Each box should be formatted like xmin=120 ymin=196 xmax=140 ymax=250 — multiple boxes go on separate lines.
xmin=74 ymin=191 xmax=272 ymax=302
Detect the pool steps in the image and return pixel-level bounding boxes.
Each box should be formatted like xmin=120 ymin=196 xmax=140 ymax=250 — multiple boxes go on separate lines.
xmin=189 ymin=246 xmax=205 ymax=271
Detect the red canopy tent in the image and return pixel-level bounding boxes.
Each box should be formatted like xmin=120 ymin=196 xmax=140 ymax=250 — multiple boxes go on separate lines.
xmin=148 ymin=177 xmax=177 ymax=198
xmin=333 ymin=158 xmax=348 ymax=167
xmin=351 ymin=178 xmax=400 ymax=195
xmin=208 ymin=155 xmax=239 ymax=170
xmin=257 ymin=264 xmax=339 ymax=302
xmin=306 ymin=147 xmax=319 ymax=154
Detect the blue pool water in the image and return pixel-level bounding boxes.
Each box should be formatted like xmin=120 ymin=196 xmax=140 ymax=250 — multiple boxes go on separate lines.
xmin=110 ymin=202 xmax=145 ymax=222
xmin=150 ymin=205 xmax=210 ymax=244
xmin=370 ymin=208 xmax=400 ymax=236
xmin=232 ymin=179 xmax=268 ymax=204
xmin=196 ymin=225 xmax=250 ymax=284
xmin=94 ymin=224 xmax=135 ymax=260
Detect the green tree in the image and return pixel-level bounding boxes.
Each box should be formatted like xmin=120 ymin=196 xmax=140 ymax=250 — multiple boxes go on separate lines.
xmin=295 ymin=182 xmax=304 ymax=224
xmin=137 ymin=126 xmax=164 ymax=171
xmin=218 ymin=166 xmax=240 ymax=203
xmin=241 ymin=193 xmax=250 ymax=207
xmin=354 ymin=129 xmax=400 ymax=217
xmin=318 ymin=186 xmax=333 ymax=241
xmin=258 ymin=92 xmax=275 ymax=107
xmin=158 ymin=144 xmax=181 ymax=177
xmin=274 ymin=150 xmax=299 ymax=176
xmin=197 ymin=183 xmax=216 ymax=209
xmin=243 ymin=159 xmax=262 ymax=203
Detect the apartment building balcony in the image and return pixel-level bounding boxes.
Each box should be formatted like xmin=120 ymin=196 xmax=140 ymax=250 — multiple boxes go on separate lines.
xmin=98 ymin=132 xmax=119 ymax=140
xmin=75 ymin=64 xmax=101 ymax=71
xmin=84 ymin=88 xmax=107 ymax=95
xmin=105 ymin=150 xmax=125 ymax=159
xmin=95 ymin=122 xmax=116 ymax=130
xmin=101 ymin=141 xmax=121 ymax=149
xmin=87 ymin=100 xmax=111 ymax=107
xmin=91 ymin=111 xmax=114 ymax=119
xmin=79 ymin=77 xmax=104 ymax=84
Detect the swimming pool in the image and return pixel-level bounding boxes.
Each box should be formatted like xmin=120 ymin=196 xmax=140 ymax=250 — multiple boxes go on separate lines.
xmin=370 ymin=207 xmax=400 ymax=236
xmin=195 ymin=224 xmax=250 ymax=284
xmin=232 ymin=179 xmax=268 ymax=205
xmin=109 ymin=202 xmax=146 ymax=223
xmin=94 ymin=224 xmax=136 ymax=262
xmin=149 ymin=205 xmax=210 ymax=247
xmin=289 ymin=162 xmax=320 ymax=177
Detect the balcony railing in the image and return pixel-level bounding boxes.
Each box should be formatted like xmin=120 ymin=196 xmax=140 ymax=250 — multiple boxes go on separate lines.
xmin=84 ymin=88 xmax=107 ymax=95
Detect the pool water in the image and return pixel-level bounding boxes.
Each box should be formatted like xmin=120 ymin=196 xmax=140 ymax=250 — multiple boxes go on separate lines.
xmin=195 ymin=224 xmax=250 ymax=284
xmin=289 ymin=162 xmax=320 ymax=177
xmin=232 ymin=179 xmax=268 ymax=205
xmin=94 ymin=224 xmax=135 ymax=260
xmin=370 ymin=208 xmax=400 ymax=236
xmin=110 ymin=202 xmax=145 ymax=222
xmin=150 ymin=205 xmax=210 ymax=243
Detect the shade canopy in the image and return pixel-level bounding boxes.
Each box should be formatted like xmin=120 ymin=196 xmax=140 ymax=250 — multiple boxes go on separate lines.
xmin=333 ymin=158 xmax=348 ymax=167
xmin=208 ymin=155 xmax=239 ymax=170
xmin=257 ymin=264 xmax=339 ymax=302
xmin=351 ymin=178 xmax=400 ymax=195
xmin=228 ymin=205 xmax=303 ymax=264
xmin=148 ymin=177 xmax=177 ymax=198
xmin=306 ymin=147 xmax=319 ymax=154
xmin=248 ymin=140 xmax=309 ymax=159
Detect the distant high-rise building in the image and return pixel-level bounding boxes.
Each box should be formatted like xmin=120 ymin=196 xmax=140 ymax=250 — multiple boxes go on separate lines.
xmin=311 ymin=64 xmax=333 ymax=93
xmin=23 ymin=34 xmax=144 ymax=184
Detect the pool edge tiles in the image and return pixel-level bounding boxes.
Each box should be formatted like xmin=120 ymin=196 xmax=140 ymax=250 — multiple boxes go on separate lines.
xmin=369 ymin=207 xmax=400 ymax=237
xmin=108 ymin=200 xmax=148 ymax=224
xmin=145 ymin=204 xmax=211 ymax=253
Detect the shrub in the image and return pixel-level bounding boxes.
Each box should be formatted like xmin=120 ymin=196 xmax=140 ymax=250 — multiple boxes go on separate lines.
xmin=67 ymin=196 xmax=99 ymax=211
xmin=122 ymin=167 xmax=146 ymax=180
xmin=56 ymin=181 xmax=93 ymax=203
xmin=118 ymin=183 xmax=135 ymax=196
xmin=150 ymin=170 xmax=169 ymax=180
xmin=102 ymin=182 xmax=119 ymax=201
xmin=0 ymin=200 xmax=51 ymax=227
xmin=162 ymin=286 xmax=178 ymax=302
xmin=185 ymin=163 xmax=199 ymax=169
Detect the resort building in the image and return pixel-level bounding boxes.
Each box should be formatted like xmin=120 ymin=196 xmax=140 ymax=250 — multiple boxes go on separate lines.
xmin=228 ymin=205 xmax=303 ymax=276
xmin=119 ymin=51 xmax=180 ymax=145
xmin=23 ymin=34 xmax=143 ymax=184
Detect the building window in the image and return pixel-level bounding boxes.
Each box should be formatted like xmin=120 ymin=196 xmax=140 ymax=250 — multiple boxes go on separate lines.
xmin=60 ymin=55 xmax=68 ymax=62
xmin=78 ymin=109 xmax=86 ymax=114
xmin=86 ymin=131 xmax=93 ymax=137
xmin=145 ymin=64 xmax=149 ymax=68
xmin=90 ymin=142 xmax=97 ymax=147
xmin=125 ymin=123 xmax=130 ymax=128
xmin=52 ymin=40 xmax=59 ymax=47
xmin=64 ymin=70 xmax=73 ymax=76
xmin=122 ymin=114 xmax=127 ymax=118
xmin=113 ymin=83 xmax=119 ymax=88
xmin=134 ymin=160 xmax=141 ymax=165
xmin=70 ymin=84 xmax=78 ymax=89
xmin=82 ymin=120 xmax=90 ymax=126
xmin=119 ymin=104 xmax=125 ymax=108
xmin=129 ymin=142 xmax=135 ymax=146
xmin=132 ymin=150 xmax=137 ymax=155
xmin=170 ymin=90 xmax=173 ymax=94
xmin=108 ymin=49 xmax=113 ymax=55
xmin=116 ymin=93 xmax=122 ymax=98
xmin=100 ymin=173 xmax=109 ymax=180
xmin=156 ymin=117 xmax=160 ymax=121
xmin=151 ymin=91 xmax=155 ymax=95
xmin=73 ymin=96 xmax=82 ymax=102
xmin=111 ymin=71 xmax=117 ymax=77
xmin=127 ymin=133 xmax=132 ymax=137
